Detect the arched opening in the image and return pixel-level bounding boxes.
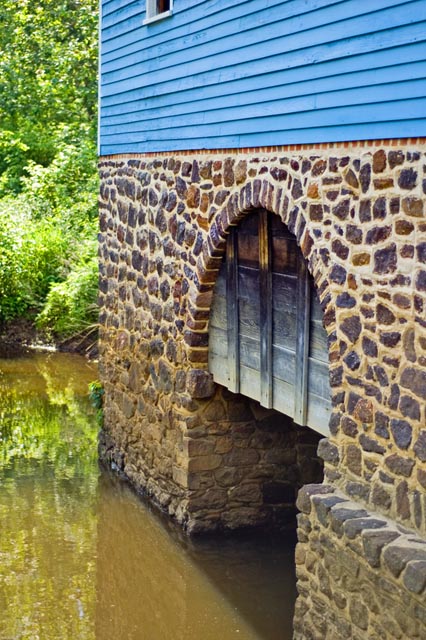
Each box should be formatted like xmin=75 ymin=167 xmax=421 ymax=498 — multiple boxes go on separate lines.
xmin=208 ymin=209 xmax=331 ymax=436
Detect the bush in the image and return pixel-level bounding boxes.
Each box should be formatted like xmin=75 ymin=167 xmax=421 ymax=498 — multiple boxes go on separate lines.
xmin=0 ymin=0 xmax=99 ymax=338
xmin=36 ymin=250 xmax=99 ymax=339
xmin=0 ymin=199 xmax=67 ymax=323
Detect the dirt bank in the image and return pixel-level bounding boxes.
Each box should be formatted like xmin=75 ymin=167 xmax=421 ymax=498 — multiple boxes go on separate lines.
xmin=0 ymin=318 xmax=98 ymax=359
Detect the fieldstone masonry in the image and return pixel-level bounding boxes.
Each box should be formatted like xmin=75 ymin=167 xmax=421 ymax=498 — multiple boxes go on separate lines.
xmin=98 ymin=140 xmax=426 ymax=637
xmin=294 ymin=484 xmax=426 ymax=639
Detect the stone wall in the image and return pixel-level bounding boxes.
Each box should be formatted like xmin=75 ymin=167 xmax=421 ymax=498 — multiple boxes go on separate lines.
xmin=99 ymin=379 xmax=323 ymax=533
xmin=98 ymin=140 xmax=426 ymax=635
xmin=294 ymin=484 xmax=426 ymax=639
xmin=98 ymin=141 xmax=426 ymax=534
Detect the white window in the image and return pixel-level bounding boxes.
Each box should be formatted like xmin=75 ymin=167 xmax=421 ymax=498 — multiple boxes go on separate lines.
xmin=144 ymin=0 xmax=173 ymax=24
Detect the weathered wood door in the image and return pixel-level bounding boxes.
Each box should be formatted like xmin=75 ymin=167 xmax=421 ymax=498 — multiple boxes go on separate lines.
xmin=208 ymin=210 xmax=331 ymax=435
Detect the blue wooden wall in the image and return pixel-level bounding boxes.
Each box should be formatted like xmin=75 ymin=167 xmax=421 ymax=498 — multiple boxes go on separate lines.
xmin=99 ymin=0 xmax=426 ymax=155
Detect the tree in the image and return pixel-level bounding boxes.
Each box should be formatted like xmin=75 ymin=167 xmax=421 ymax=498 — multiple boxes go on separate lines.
xmin=0 ymin=0 xmax=99 ymax=338
xmin=0 ymin=0 xmax=98 ymax=192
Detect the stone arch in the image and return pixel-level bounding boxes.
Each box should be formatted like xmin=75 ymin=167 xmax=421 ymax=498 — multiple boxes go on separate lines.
xmin=200 ymin=179 xmax=328 ymax=288
xmin=182 ymin=178 xmax=332 ymax=532
xmin=185 ymin=177 xmax=337 ymax=429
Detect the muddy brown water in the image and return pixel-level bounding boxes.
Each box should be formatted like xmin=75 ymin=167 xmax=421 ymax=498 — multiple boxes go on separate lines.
xmin=0 ymin=350 xmax=297 ymax=640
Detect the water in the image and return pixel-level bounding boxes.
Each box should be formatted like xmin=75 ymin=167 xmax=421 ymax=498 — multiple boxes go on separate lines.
xmin=0 ymin=350 xmax=297 ymax=640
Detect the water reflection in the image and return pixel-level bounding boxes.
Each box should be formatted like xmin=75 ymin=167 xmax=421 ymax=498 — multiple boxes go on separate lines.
xmin=95 ymin=474 xmax=296 ymax=640
xmin=0 ymin=350 xmax=98 ymax=640
xmin=0 ymin=351 xmax=296 ymax=640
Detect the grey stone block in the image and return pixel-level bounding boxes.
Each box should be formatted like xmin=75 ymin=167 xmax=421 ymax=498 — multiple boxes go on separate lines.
xmin=295 ymin=484 xmax=334 ymax=514
xmin=329 ymin=506 xmax=368 ymax=536
xmin=403 ymin=560 xmax=426 ymax=594
xmin=344 ymin=517 xmax=387 ymax=540
xmin=362 ymin=529 xmax=399 ymax=567
xmin=312 ymin=494 xmax=347 ymax=527
xmin=383 ymin=544 xmax=426 ymax=578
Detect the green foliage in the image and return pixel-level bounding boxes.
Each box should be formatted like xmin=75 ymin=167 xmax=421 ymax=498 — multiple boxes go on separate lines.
xmin=0 ymin=200 xmax=67 ymax=322
xmin=0 ymin=0 xmax=99 ymax=338
xmin=21 ymin=131 xmax=98 ymax=227
xmin=0 ymin=0 xmax=98 ymax=189
xmin=36 ymin=250 xmax=99 ymax=338
xmin=0 ymin=131 xmax=29 ymax=194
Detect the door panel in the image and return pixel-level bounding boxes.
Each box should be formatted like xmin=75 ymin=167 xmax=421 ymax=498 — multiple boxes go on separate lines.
xmin=208 ymin=210 xmax=331 ymax=434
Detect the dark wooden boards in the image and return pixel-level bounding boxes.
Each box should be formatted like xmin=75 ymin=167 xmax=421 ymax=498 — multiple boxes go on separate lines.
xmin=208 ymin=210 xmax=331 ymax=435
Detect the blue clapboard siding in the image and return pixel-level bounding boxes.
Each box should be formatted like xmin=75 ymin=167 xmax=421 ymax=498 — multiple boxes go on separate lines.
xmin=99 ymin=0 xmax=426 ymax=155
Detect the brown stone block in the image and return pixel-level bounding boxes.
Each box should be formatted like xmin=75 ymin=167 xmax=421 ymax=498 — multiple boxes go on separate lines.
xmin=403 ymin=560 xmax=426 ymax=594
xmin=362 ymin=529 xmax=399 ymax=568
xmin=413 ymin=430 xmax=426 ymax=462
xmin=345 ymin=168 xmax=360 ymax=189
xmin=188 ymin=287 xmax=213 ymax=309
xmin=360 ymin=163 xmax=371 ymax=193
xmin=383 ymin=544 xmax=426 ymax=578
xmin=188 ymin=487 xmax=228 ymax=511
xmin=172 ymin=465 xmax=189 ymax=488
xmin=373 ymin=243 xmax=398 ymax=274
xmin=416 ymin=270 xmax=426 ymax=292
xmin=187 ymin=303 xmax=210 ymax=322
xmin=214 ymin=435 xmax=233 ymax=454
xmin=223 ymin=448 xmax=260 ymax=467
xmin=185 ymin=438 xmax=215 ymax=457
xmin=200 ymin=398 xmax=226 ymax=421
xmin=374 ymin=178 xmax=394 ymax=190
xmin=366 ymin=226 xmax=392 ymax=245
xmin=183 ymin=330 xmax=209 ymax=349
xmin=373 ymin=149 xmax=387 ymax=173
xmin=352 ymin=252 xmax=370 ymax=266
xmin=398 ymin=168 xmax=418 ymax=190
xmin=418 ymin=469 xmax=426 ymax=489
xmin=312 ymin=159 xmax=327 ymax=176
xmin=301 ymin=230 xmax=314 ymax=258
xmin=221 ymin=158 xmax=234 ymax=187
xmin=295 ymin=484 xmax=335 ymax=515
xmin=402 ymin=197 xmax=424 ymax=217
xmin=317 ymin=438 xmax=340 ymax=465
xmin=235 ymin=160 xmax=247 ymax=184
xmin=401 ymin=367 xmax=426 ymax=400
xmin=186 ymin=347 xmax=209 ymax=364
xmin=187 ymin=454 xmax=223 ymax=472
xmin=388 ymin=150 xmax=405 ymax=168
xmin=309 ymin=203 xmax=323 ymax=221
xmin=340 ymin=315 xmax=362 ymax=343
xmin=215 ymin=467 xmax=245 ymax=487
xmin=346 ymin=444 xmax=362 ymax=476
xmin=199 ymin=160 xmax=212 ymax=179
xmin=230 ymin=483 xmax=262 ymax=504
xmin=371 ymin=484 xmax=392 ymax=510
xmin=395 ymin=219 xmax=415 ymax=235
xmin=186 ymin=369 xmax=215 ymax=398
xmin=307 ymin=182 xmax=320 ymax=199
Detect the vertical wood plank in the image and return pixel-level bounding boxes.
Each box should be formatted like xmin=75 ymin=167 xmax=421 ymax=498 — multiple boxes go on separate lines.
xmin=294 ymin=252 xmax=311 ymax=425
xmin=259 ymin=210 xmax=273 ymax=408
xmin=227 ymin=227 xmax=240 ymax=393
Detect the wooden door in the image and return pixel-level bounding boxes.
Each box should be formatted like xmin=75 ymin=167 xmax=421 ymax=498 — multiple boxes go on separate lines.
xmin=208 ymin=210 xmax=331 ymax=435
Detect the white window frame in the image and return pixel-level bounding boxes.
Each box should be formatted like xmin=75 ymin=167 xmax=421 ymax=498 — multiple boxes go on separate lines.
xmin=143 ymin=0 xmax=173 ymax=25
